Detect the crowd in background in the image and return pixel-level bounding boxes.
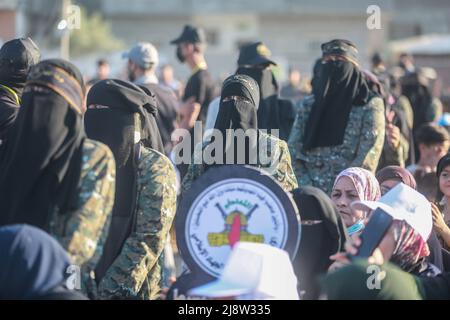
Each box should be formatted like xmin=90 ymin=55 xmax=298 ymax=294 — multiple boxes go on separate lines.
xmin=1 ymin=24 xmax=450 ymax=300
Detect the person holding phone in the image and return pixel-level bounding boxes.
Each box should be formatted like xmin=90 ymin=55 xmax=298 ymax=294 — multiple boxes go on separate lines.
xmin=376 ymin=165 xmax=444 ymax=271
xmin=329 ymin=183 xmax=440 ymax=277
xmin=323 ymin=235 xmax=450 ymax=300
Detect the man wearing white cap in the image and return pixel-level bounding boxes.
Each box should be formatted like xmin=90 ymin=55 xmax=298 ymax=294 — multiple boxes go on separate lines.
xmin=123 ymin=42 xmax=178 ymax=155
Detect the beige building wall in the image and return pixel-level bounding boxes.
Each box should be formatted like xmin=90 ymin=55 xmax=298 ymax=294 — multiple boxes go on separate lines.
xmin=0 ymin=10 xmax=16 ymax=42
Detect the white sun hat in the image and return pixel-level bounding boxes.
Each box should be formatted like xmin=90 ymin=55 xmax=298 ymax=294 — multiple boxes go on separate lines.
xmin=188 ymin=242 xmax=299 ymax=300
xmin=351 ymin=183 xmax=432 ymax=241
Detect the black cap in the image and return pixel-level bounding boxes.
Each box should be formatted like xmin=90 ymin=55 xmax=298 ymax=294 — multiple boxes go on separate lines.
xmin=237 ymin=42 xmax=276 ymax=67
xmin=170 ymin=25 xmax=206 ymax=45
xmin=321 ymin=39 xmax=359 ymax=65
xmin=0 ymin=37 xmax=40 ymax=71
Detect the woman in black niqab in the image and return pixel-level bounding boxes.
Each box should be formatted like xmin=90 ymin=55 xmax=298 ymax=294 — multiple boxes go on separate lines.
xmin=208 ymin=74 xmax=260 ymax=166
xmin=302 ymin=40 xmax=370 ymax=151
xmin=0 ymin=59 xmax=86 ymax=230
xmin=84 ymin=79 xmax=164 ymax=282
xmin=291 ymin=186 xmax=349 ymax=300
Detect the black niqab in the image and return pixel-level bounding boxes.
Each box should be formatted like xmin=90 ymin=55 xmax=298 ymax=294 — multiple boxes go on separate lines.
xmin=85 ymin=79 xmax=164 ymax=282
xmin=401 ymin=72 xmax=433 ymax=133
xmin=210 ymin=74 xmax=260 ymax=166
xmin=0 ymin=59 xmax=85 ymax=229
xmin=303 ymin=59 xmax=369 ymax=150
xmin=291 ymin=186 xmax=349 ymax=300
xmin=235 ymin=67 xmax=286 ymax=136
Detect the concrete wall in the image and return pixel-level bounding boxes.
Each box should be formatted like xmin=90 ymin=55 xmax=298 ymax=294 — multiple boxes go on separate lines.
xmin=0 ymin=10 xmax=16 ymax=43
xmin=99 ymin=0 xmax=393 ymax=80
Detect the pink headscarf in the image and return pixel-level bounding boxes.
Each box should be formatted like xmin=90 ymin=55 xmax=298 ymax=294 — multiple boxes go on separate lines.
xmin=391 ymin=220 xmax=430 ymax=271
xmin=333 ymin=167 xmax=381 ymax=201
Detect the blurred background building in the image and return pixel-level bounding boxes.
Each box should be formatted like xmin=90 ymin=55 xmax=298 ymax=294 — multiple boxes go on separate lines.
xmin=1 ymin=0 xmax=450 ymax=96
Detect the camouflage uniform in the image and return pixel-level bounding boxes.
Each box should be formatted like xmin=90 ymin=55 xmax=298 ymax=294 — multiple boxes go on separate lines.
xmin=379 ymin=133 xmax=409 ymax=168
xmin=49 ymin=138 xmax=116 ymax=296
xmin=96 ymin=147 xmax=177 ymax=300
xmin=288 ymin=95 xmax=385 ymax=194
xmin=395 ymin=95 xmax=414 ymax=131
xmin=378 ymin=96 xmax=413 ymax=168
xmin=181 ymin=132 xmax=298 ymax=193
xmin=428 ymin=97 xmax=443 ymax=124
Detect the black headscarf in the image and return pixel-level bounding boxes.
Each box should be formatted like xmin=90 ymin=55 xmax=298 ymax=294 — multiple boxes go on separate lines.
xmin=0 ymin=59 xmax=86 ymax=229
xmin=235 ymin=66 xmax=284 ymax=134
xmin=303 ymin=41 xmax=370 ymax=151
xmin=401 ymin=70 xmax=433 ymax=133
xmin=136 ymin=84 xmax=168 ymax=154
xmin=363 ymin=69 xmax=385 ymax=100
xmin=291 ymin=186 xmax=349 ymax=300
xmin=85 ymin=79 xmax=164 ymax=282
xmin=0 ymin=224 xmax=71 ymax=299
xmin=0 ymin=37 xmax=40 ymax=95
xmin=208 ymin=74 xmax=260 ymax=166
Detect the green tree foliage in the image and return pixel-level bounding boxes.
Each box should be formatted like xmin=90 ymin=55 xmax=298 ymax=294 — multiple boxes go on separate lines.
xmin=69 ymin=6 xmax=123 ymax=57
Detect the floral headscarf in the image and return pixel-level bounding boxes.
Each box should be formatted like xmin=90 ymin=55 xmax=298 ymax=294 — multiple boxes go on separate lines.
xmin=332 ymin=167 xmax=381 ymax=235
xmin=390 ymin=220 xmax=430 ymax=272
xmin=333 ymin=167 xmax=381 ymax=201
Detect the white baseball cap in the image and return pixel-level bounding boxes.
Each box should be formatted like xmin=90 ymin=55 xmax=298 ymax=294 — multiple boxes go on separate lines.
xmin=188 ymin=242 xmax=299 ymax=300
xmin=351 ymin=183 xmax=432 ymax=241
xmin=122 ymin=42 xmax=159 ymax=69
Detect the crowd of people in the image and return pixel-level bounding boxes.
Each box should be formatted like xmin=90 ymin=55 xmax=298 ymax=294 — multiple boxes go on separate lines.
xmin=1 ymin=24 xmax=450 ymax=300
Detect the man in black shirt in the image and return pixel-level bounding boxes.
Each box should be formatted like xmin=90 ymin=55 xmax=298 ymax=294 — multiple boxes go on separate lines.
xmin=0 ymin=37 xmax=40 ymax=145
xmin=123 ymin=42 xmax=179 ymax=155
xmin=171 ymin=25 xmax=216 ymax=178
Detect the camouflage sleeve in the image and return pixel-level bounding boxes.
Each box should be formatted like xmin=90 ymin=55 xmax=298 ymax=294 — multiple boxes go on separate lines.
xmin=396 ymin=96 xmax=414 ymax=130
xmin=350 ymin=97 xmax=385 ymax=172
xmin=427 ymin=98 xmax=443 ymax=123
xmin=287 ymin=99 xmax=308 ymax=179
xmin=382 ymin=132 xmax=408 ymax=168
xmin=180 ymin=163 xmax=203 ymax=194
xmin=180 ymin=142 xmax=207 ymax=194
xmin=97 ymin=150 xmax=177 ymax=299
xmin=57 ymin=140 xmax=115 ymax=268
xmin=51 ymin=140 xmax=115 ymax=297
xmin=182 ymin=138 xmax=298 ymax=193
xmin=273 ymin=139 xmax=299 ymax=192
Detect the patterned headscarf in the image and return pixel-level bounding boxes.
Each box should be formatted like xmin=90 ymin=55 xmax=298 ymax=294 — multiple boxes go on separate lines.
xmin=333 ymin=167 xmax=381 ymax=201
xmin=390 ymin=220 xmax=430 ymax=272
xmin=376 ymin=166 xmax=417 ymax=190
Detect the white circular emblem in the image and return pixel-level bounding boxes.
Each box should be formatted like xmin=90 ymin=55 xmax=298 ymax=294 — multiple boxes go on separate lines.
xmin=185 ymin=178 xmax=289 ymax=277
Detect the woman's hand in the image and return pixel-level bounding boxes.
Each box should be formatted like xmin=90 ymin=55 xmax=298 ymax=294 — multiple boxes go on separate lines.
xmin=386 ymin=110 xmax=400 ymax=149
xmin=431 ymin=202 xmax=450 ymax=235
xmin=328 ymin=235 xmax=385 ymax=273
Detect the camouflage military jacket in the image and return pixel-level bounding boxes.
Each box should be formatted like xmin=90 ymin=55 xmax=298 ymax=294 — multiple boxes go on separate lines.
xmin=378 ymin=96 xmax=412 ymax=169
xmin=96 ymin=147 xmax=177 ymax=300
xmin=395 ymin=95 xmax=414 ymax=131
xmin=288 ymin=95 xmax=385 ymax=194
xmin=429 ymin=97 xmax=443 ymax=124
xmin=49 ymin=139 xmax=116 ymax=296
xmin=181 ymin=132 xmax=298 ymax=193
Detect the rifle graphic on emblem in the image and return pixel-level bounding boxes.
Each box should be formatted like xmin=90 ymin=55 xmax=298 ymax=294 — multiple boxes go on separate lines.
xmin=208 ymin=203 xmax=264 ymax=247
